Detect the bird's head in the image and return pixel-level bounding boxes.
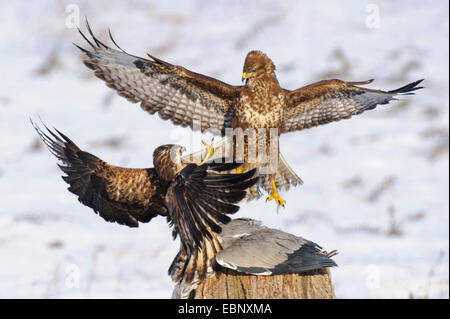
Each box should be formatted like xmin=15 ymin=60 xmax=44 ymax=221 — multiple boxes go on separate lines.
xmin=153 ymin=144 xmax=186 ymax=181
xmin=242 ymin=50 xmax=276 ymax=86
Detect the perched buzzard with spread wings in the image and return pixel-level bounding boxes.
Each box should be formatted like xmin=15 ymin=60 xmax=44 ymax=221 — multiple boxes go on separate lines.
xmin=31 ymin=121 xmax=258 ymax=265
xmin=75 ymin=22 xmax=423 ymax=206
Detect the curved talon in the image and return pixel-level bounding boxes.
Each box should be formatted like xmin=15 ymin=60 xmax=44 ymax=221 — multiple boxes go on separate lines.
xmin=266 ymin=193 xmax=285 ymax=207
xmin=266 ymin=179 xmax=285 ymax=207
xmin=200 ymin=138 xmax=215 ymax=165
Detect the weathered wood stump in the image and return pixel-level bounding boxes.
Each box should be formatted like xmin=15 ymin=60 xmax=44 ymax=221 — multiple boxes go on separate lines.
xmin=192 ymin=267 xmax=334 ymax=299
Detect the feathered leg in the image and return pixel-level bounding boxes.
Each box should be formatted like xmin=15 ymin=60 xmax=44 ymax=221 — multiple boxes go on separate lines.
xmin=265 ymin=134 xmax=286 ymax=207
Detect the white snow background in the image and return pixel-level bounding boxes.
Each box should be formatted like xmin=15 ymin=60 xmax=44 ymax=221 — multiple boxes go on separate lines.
xmin=0 ymin=0 xmax=448 ymax=298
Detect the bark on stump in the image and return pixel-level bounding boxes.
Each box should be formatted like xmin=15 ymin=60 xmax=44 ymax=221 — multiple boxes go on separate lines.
xmin=193 ymin=267 xmax=334 ymax=299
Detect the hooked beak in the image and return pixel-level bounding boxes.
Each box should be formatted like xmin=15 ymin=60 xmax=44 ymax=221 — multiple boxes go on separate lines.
xmin=242 ymin=72 xmax=254 ymax=84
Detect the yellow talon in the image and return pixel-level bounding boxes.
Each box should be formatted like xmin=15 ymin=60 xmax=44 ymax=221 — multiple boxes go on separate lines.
xmin=200 ymin=138 xmax=215 ymax=165
xmin=266 ymin=179 xmax=285 ymax=207
xmin=236 ymin=165 xmax=243 ymax=174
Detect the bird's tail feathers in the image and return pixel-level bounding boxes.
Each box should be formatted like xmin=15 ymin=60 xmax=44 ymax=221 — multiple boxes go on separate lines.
xmin=245 ymin=152 xmax=303 ymax=201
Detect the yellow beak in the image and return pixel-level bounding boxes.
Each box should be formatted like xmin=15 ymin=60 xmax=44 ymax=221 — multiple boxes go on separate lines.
xmin=242 ymin=72 xmax=254 ymax=83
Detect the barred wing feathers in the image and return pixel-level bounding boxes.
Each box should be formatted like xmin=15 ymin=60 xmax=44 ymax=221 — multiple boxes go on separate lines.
xmin=283 ymin=79 xmax=424 ymax=132
xmin=76 ymin=22 xmax=240 ymax=133
xmin=32 ymin=121 xmax=167 ymax=227
xmin=165 ymin=163 xmax=258 ymax=255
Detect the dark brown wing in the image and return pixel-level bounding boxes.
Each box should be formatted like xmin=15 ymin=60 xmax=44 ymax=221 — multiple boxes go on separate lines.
xmin=282 ymin=79 xmax=424 ymax=133
xmin=32 ymin=121 xmax=168 ymax=227
xmin=75 ymin=21 xmax=241 ymax=133
xmin=168 ymin=163 xmax=259 ymax=285
xmin=165 ymin=162 xmax=258 ymax=256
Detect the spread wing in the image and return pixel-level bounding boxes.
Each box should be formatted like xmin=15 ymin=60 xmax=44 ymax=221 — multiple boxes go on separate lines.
xmin=75 ymin=21 xmax=241 ymax=133
xmin=282 ymin=79 xmax=424 ymax=133
xmin=165 ymin=162 xmax=259 ymax=257
xmin=32 ymin=121 xmax=168 ymax=227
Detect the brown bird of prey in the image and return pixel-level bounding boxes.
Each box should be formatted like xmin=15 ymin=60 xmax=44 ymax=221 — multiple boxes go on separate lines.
xmin=31 ymin=120 xmax=258 ymax=271
xmin=75 ymin=22 xmax=423 ymax=207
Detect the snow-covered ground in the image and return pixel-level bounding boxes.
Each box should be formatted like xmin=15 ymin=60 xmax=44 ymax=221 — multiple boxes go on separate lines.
xmin=0 ymin=0 xmax=448 ymax=298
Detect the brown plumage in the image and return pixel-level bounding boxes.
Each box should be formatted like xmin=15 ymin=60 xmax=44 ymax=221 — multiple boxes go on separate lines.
xmin=75 ymin=22 xmax=424 ymax=204
xmin=32 ymin=120 xmax=258 ymax=271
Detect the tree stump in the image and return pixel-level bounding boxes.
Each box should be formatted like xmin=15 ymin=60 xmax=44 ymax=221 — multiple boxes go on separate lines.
xmin=192 ymin=267 xmax=334 ymax=299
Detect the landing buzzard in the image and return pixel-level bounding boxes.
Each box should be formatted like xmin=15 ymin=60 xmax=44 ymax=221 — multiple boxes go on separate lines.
xmin=75 ymin=22 xmax=423 ymax=206
xmin=31 ymin=120 xmax=258 ymax=259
